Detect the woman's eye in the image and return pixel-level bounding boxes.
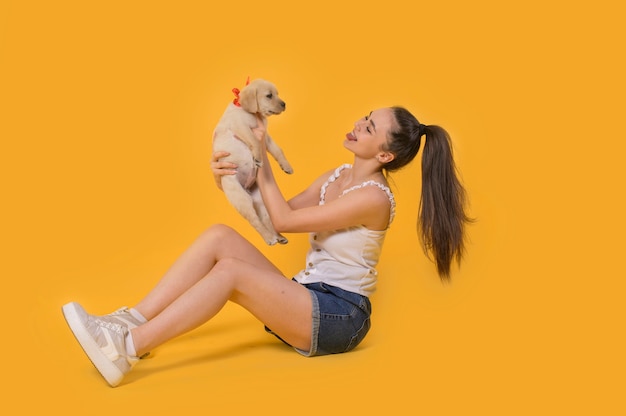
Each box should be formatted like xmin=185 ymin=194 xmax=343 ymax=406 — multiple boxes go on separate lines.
xmin=366 ymin=127 xmax=371 ymax=133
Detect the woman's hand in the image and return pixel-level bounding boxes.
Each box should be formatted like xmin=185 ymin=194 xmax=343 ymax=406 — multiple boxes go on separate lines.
xmin=211 ymin=151 xmax=237 ymax=191
xmin=252 ymin=116 xmax=266 ymax=143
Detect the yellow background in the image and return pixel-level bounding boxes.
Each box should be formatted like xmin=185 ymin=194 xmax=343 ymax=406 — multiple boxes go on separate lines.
xmin=1 ymin=0 xmax=624 ymax=414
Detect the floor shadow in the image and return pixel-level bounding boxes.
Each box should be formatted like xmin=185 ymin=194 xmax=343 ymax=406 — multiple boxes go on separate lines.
xmin=121 ymin=322 xmax=291 ymax=385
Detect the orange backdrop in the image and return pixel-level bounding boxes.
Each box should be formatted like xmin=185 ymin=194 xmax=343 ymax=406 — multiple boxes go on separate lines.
xmin=1 ymin=0 xmax=624 ymax=414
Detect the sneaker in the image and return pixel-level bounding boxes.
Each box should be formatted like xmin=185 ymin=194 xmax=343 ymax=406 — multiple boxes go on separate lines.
xmin=62 ymin=302 xmax=139 ymax=387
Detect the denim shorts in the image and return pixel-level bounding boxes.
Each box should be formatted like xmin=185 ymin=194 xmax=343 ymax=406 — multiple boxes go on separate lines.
xmin=265 ymin=281 xmax=372 ymax=357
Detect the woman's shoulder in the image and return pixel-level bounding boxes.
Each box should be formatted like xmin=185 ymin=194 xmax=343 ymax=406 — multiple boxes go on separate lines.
xmin=343 ymin=181 xmax=393 ymax=204
xmin=341 ymin=179 xmax=396 ymax=226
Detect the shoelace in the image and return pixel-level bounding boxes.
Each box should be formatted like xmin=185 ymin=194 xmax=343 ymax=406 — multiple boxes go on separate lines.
xmin=109 ymin=308 xmax=129 ymax=316
xmin=93 ymin=317 xmax=125 ymax=335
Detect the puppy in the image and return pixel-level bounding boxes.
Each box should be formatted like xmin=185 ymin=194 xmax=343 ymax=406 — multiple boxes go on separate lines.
xmin=212 ymin=78 xmax=293 ymax=245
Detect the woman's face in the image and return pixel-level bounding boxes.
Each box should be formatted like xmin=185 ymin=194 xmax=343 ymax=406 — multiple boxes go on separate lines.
xmin=344 ymin=108 xmax=396 ymax=160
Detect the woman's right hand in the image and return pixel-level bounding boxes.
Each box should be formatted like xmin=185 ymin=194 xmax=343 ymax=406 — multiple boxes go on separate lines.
xmin=211 ymin=151 xmax=237 ymax=190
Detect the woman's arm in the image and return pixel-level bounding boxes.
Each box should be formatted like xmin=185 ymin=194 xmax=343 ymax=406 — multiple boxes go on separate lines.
xmin=255 ymin=125 xmax=391 ymax=233
xmin=286 ymin=170 xmax=333 ymax=210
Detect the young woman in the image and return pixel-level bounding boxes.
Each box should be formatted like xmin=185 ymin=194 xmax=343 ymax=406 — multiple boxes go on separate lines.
xmin=62 ymin=106 xmax=471 ymax=387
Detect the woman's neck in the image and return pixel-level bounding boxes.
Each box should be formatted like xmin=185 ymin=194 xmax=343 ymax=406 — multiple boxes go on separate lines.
xmin=345 ymin=158 xmax=385 ymax=186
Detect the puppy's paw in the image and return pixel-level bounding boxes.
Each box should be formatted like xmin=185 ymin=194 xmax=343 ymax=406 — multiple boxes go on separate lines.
xmin=266 ymin=234 xmax=289 ymax=245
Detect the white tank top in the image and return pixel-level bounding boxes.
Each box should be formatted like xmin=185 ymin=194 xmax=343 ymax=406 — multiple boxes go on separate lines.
xmin=293 ymin=164 xmax=396 ymax=297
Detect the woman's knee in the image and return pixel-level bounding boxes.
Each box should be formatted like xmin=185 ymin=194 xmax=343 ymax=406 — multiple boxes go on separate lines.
xmin=199 ymin=224 xmax=241 ymax=243
xmin=204 ymin=223 xmax=234 ymax=236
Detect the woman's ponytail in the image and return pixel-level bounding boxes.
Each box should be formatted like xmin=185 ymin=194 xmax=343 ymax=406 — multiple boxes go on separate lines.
xmin=387 ymin=107 xmax=471 ymax=280
xmin=419 ymin=124 xmax=471 ymax=280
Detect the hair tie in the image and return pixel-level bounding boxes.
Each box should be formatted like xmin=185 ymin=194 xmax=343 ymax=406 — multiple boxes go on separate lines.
xmin=418 ymin=123 xmax=427 ymax=137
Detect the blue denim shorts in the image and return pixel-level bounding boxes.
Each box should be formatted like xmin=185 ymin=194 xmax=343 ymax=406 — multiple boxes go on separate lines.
xmin=266 ymin=281 xmax=372 ymax=357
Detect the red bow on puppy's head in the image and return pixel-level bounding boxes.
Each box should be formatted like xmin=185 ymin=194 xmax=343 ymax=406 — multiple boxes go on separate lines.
xmin=232 ymin=76 xmax=251 ymax=107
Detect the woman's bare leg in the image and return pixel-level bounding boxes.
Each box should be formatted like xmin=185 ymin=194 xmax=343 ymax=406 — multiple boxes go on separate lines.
xmin=131 ymin=257 xmax=313 ymax=355
xmin=132 ymin=224 xmax=282 ymax=320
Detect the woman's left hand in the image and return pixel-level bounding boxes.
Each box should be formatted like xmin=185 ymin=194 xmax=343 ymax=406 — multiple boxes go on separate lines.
xmin=211 ymin=150 xmax=237 ymax=191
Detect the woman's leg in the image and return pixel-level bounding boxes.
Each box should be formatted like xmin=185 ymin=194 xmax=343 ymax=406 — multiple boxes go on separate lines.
xmin=131 ymin=256 xmax=312 ymax=356
xmin=62 ymin=224 xmax=309 ymax=387
xmin=132 ymin=224 xmax=283 ymax=320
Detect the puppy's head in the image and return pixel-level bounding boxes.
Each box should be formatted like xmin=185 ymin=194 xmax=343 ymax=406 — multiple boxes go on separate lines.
xmin=239 ymin=79 xmax=286 ymax=117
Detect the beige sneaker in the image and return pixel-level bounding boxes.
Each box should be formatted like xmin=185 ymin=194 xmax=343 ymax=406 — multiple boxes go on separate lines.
xmin=62 ymin=302 xmax=139 ymax=387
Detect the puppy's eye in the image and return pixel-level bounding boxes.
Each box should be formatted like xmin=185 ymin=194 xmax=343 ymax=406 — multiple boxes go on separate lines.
xmin=266 ymin=93 xmax=273 ymax=99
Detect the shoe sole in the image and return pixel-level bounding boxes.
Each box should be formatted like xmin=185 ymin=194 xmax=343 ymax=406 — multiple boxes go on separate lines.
xmin=62 ymin=302 xmax=125 ymax=387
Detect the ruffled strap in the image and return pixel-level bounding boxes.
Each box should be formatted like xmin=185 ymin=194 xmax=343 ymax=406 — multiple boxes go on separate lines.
xmin=319 ymin=164 xmax=396 ymax=224
xmin=319 ymin=164 xmax=351 ymax=204
xmin=341 ymin=180 xmax=396 ymax=224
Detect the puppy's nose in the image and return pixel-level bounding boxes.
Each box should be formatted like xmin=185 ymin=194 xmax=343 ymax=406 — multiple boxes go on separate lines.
xmin=280 ymin=101 xmax=286 ymax=109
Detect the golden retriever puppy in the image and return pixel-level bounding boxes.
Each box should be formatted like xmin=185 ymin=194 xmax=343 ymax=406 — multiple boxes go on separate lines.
xmin=212 ymin=78 xmax=293 ymax=245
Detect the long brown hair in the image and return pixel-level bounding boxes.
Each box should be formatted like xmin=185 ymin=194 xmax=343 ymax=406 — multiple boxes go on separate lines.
xmin=385 ymin=107 xmax=472 ymax=280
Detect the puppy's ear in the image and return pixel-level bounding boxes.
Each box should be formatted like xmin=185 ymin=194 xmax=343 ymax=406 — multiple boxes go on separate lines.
xmin=239 ymin=84 xmax=258 ymax=113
